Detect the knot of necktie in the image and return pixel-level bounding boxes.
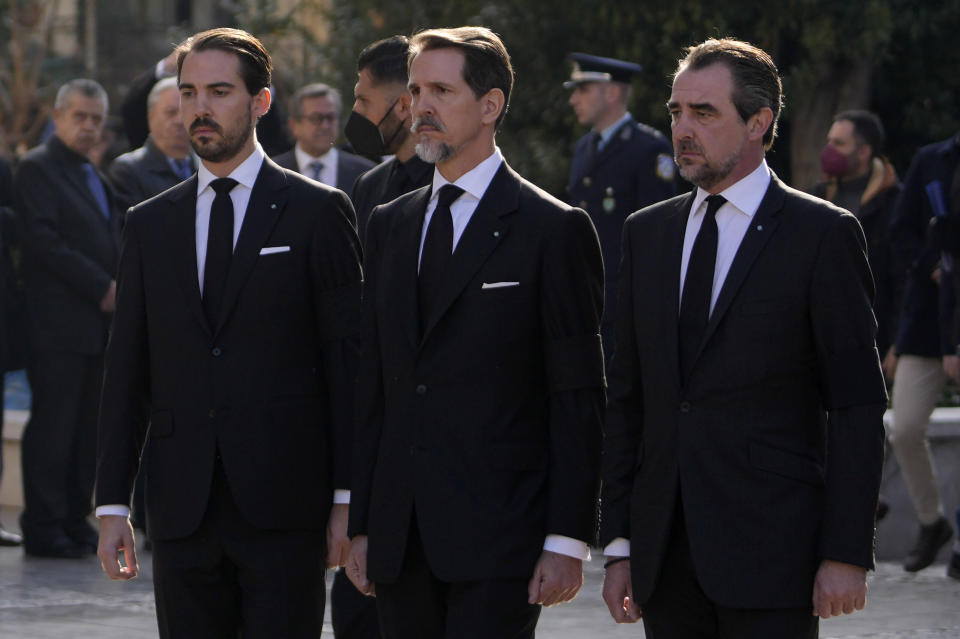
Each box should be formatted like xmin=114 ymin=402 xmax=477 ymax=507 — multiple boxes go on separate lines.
xmin=211 ymin=177 xmax=238 ymax=196
xmin=436 ymin=184 xmax=464 ymax=209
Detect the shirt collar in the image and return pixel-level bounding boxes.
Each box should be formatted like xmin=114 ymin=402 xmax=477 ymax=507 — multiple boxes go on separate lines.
xmin=429 ymin=147 xmax=503 ymax=203
xmin=197 ymin=143 xmax=265 ymax=194
xmin=294 ymin=143 xmax=335 ymax=172
xmin=690 ymin=158 xmax=771 ymax=219
xmin=598 ymin=112 xmax=632 ymax=146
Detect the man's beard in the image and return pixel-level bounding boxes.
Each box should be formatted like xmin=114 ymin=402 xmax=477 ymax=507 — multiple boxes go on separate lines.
xmin=189 ymin=114 xmax=253 ymax=163
xmin=412 ymin=115 xmax=455 ymax=164
xmin=675 ymin=139 xmax=740 ymax=190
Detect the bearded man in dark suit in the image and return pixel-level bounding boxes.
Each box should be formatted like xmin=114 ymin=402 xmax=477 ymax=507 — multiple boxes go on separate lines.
xmin=346 ymin=26 xmax=604 ymax=639
xmin=95 ymin=28 xmax=361 ymax=639
xmin=600 ymin=39 xmax=887 ymax=639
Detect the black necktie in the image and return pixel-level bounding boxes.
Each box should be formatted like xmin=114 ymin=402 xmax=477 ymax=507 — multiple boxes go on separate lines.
xmin=679 ymin=194 xmax=726 ymax=383
xmin=418 ymin=184 xmax=464 ymax=336
xmin=203 ymin=177 xmax=238 ymax=328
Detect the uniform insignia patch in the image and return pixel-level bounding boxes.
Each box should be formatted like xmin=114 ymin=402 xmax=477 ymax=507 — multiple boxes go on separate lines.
xmin=656 ymin=153 xmax=677 ymax=181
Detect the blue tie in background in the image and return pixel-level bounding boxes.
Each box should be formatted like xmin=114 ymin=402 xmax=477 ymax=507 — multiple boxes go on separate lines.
xmin=81 ymin=163 xmax=110 ymax=220
xmin=307 ymin=161 xmax=324 ymax=181
xmin=172 ymin=158 xmax=193 ymax=181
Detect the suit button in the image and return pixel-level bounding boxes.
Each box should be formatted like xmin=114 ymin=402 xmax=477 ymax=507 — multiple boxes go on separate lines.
xmin=579 ymin=200 xmax=588 ymax=208
xmin=679 ymin=401 xmax=691 ymax=413
xmin=582 ymin=177 xmax=592 ymax=187
xmin=208 ymin=409 xmax=215 ymax=418
xmin=416 ymin=384 xmax=427 ymax=395
xmin=211 ymin=347 xmax=222 ymax=357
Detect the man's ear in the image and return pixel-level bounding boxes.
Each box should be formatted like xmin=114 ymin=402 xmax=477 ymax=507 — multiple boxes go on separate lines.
xmin=253 ymin=86 xmax=272 ymax=118
xmin=396 ymin=91 xmax=412 ymax=117
xmin=480 ymin=88 xmax=505 ymax=126
xmin=747 ymin=107 xmax=773 ymax=142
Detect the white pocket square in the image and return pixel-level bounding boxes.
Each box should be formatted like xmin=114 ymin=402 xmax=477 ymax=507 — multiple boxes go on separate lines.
xmin=259 ymin=246 xmax=291 ymax=255
xmin=481 ymin=281 xmax=520 ymax=289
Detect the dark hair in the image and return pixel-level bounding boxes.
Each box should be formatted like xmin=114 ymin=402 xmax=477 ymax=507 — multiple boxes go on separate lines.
xmin=176 ymin=28 xmax=272 ymax=96
xmin=358 ymin=36 xmax=410 ymax=85
xmin=677 ymin=38 xmax=783 ymax=150
xmin=288 ymin=83 xmax=342 ymax=119
xmin=834 ymin=109 xmax=885 ymax=157
xmin=408 ymin=26 xmax=514 ymax=128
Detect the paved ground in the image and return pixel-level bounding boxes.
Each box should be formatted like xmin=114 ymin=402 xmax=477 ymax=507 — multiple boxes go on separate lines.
xmin=1 ymin=510 xmax=959 ymax=639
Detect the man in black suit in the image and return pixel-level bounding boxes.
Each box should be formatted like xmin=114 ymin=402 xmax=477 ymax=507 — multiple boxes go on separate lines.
xmin=109 ymin=76 xmax=194 ymax=212
xmin=346 ymin=27 xmax=604 ymax=639
xmin=274 ymin=83 xmax=375 ymax=192
xmin=347 ymin=36 xmax=433 ymax=244
xmin=95 ymin=28 xmax=361 ymax=638
xmin=600 ymin=39 xmax=887 ymax=639
xmin=14 ymin=79 xmax=122 ymax=558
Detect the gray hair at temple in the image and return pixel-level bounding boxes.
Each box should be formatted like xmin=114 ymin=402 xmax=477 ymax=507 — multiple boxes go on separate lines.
xmin=288 ymin=83 xmax=342 ymax=120
xmin=147 ymin=76 xmax=180 ymax=113
xmin=54 ymin=78 xmax=109 ymax=112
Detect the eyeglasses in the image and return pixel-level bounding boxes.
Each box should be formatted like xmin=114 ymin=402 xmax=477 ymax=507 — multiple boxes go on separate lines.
xmin=300 ymin=113 xmax=338 ymax=126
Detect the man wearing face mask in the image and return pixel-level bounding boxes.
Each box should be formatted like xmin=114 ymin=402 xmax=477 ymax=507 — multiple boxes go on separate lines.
xmin=811 ymin=110 xmax=902 ymax=369
xmin=347 ymin=36 xmax=433 ymax=244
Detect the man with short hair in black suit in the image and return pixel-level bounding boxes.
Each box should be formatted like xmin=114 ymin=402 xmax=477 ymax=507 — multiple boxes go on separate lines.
xmin=346 ymin=26 xmax=604 ymax=639
xmin=95 ymin=28 xmax=361 ymax=638
xmin=600 ymin=39 xmax=887 ymax=638
xmin=14 ymin=78 xmax=122 ymax=559
xmin=108 ymin=76 xmax=195 ymax=212
xmin=274 ymin=83 xmax=375 ymax=192
xmin=347 ymin=36 xmax=433 ymax=244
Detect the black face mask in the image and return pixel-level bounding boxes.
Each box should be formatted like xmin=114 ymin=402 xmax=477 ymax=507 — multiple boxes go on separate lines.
xmin=345 ymin=98 xmax=405 ymax=157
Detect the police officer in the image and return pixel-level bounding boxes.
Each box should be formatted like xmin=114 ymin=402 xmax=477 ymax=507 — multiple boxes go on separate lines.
xmin=566 ymin=53 xmax=676 ymax=362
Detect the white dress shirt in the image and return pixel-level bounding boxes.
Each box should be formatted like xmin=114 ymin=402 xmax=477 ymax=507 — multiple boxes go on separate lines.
xmin=417 ymin=147 xmax=504 ymax=266
xmin=295 ymin=144 xmax=338 ymax=187
xmin=604 ymin=159 xmax=772 ymax=559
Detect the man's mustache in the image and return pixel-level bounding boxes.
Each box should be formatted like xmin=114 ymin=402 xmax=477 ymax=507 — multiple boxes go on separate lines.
xmin=411 ymin=116 xmax=445 ymax=133
xmin=189 ymin=118 xmax=222 ymax=134
xmin=676 ymin=139 xmax=702 ymax=154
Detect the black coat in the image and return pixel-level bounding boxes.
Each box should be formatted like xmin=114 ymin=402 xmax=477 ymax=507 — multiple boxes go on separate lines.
xmin=350 ymin=155 xmax=433 ymax=245
xmin=14 ymin=135 xmax=122 ymax=354
xmin=350 ymin=161 xmax=605 ymax=583
xmin=95 ymin=158 xmax=362 ymax=541
xmin=601 ymin=173 xmax=887 ymax=609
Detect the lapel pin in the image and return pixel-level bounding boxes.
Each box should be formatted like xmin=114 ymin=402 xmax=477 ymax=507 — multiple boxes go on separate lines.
xmin=270 ymin=203 xmax=277 ymax=209
xmin=493 ymin=231 xmax=500 ymax=238
xmin=756 ymin=224 xmax=764 ymax=231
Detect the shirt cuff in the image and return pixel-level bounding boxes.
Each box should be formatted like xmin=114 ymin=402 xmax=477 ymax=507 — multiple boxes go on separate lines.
xmin=543 ymin=534 xmax=590 ymax=561
xmin=604 ymin=537 xmax=630 ymax=557
xmin=333 ymin=489 xmax=351 ymax=505
xmin=96 ymin=505 xmax=131 ymax=518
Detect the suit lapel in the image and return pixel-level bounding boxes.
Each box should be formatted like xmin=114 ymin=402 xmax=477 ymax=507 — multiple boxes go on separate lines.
xmin=163 ymin=176 xmax=210 ymax=337
xmin=214 ymin=159 xmax=288 ymax=334
xmin=419 ymin=163 xmax=515 ymax=345
xmin=696 ymin=172 xmax=785 ymax=357
xmin=663 ymin=193 xmax=695 ymax=390
xmin=390 ymin=188 xmax=431 ymax=351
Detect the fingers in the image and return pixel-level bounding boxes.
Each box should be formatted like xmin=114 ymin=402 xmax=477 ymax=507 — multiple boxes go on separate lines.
xmin=526 ymin=564 xmax=543 ymax=605
xmin=346 ymin=536 xmax=375 ymax=597
xmin=325 ymin=504 xmax=350 ymax=569
xmin=603 ymin=563 xmax=641 ymax=623
xmin=97 ymin=516 xmax=138 ymax=581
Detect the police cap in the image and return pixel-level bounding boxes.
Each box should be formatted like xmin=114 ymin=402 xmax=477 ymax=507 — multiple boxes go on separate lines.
xmin=563 ymin=52 xmax=643 ymax=89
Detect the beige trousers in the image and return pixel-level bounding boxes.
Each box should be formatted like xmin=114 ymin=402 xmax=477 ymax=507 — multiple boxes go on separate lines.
xmin=890 ymin=354 xmax=946 ymax=525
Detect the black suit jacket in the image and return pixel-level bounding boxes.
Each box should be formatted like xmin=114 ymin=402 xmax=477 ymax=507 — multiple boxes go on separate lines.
xmin=349 ymin=161 xmax=605 ymax=583
xmin=273 ymin=147 xmax=375 ymax=193
xmin=350 ymin=155 xmax=433 ymax=246
xmin=14 ymin=135 xmax=122 ymax=354
xmin=107 ymin=136 xmax=192 ymax=212
xmin=600 ymin=172 xmax=887 ymax=609
xmin=95 ymin=157 xmax=362 ymax=541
